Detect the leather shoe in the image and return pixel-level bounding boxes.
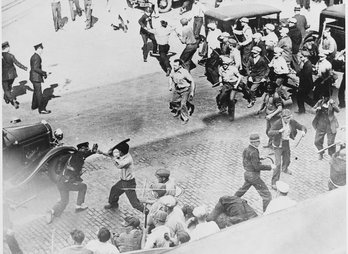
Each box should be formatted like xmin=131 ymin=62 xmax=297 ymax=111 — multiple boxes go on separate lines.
xmin=104 ymin=204 xmax=118 ymax=210
xmin=39 ymin=110 xmax=51 ymax=114
xmin=75 ymin=203 xmax=88 ymax=212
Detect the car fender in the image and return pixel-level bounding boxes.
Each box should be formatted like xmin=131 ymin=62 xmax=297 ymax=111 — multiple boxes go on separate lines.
xmin=5 ymin=146 xmax=77 ymax=191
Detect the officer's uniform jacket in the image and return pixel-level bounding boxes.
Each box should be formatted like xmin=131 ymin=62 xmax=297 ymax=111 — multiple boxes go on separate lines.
xmin=29 ymin=53 xmax=46 ymax=83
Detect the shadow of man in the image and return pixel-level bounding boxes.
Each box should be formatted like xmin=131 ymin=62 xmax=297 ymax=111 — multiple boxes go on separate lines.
xmin=43 ymin=84 xmax=61 ymax=106
xmin=12 ymin=80 xmax=33 ymax=98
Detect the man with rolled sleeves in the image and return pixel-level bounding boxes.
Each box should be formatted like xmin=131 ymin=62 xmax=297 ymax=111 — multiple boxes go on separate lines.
xmin=234 ymin=134 xmax=275 ymax=212
xmin=103 ymin=139 xmax=148 ymax=214
xmin=46 ymin=142 xmax=98 ymax=224
xmin=169 ymin=59 xmax=195 ymax=124
xmin=139 ymin=7 xmax=158 ymax=62
xmin=232 ymin=17 xmax=253 ymax=70
xmin=176 ymin=18 xmax=198 ymax=71
xmin=2 ymin=41 xmax=27 ymax=109
xmin=30 ymin=43 xmax=51 ymax=114
xmin=268 ymin=109 xmax=307 ymax=189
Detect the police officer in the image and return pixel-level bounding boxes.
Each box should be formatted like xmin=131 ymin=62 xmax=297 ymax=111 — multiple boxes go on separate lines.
xmin=2 ymin=41 xmax=27 ymax=109
xmin=46 ymin=142 xmax=98 ymax=224
xmin=103 ymin=139 xmax=148 ymax=214
xmin=234 ymin=134 xmax=275 ymax=212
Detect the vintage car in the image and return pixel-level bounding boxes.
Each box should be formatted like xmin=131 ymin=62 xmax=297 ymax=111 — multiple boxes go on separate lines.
xmin=204 ymin=3 xmax=281 ymax=36
xmin=2 ymin=120 xmax=77 ymax=191
xmin=129 ymin=0 xmax=184 ymax=13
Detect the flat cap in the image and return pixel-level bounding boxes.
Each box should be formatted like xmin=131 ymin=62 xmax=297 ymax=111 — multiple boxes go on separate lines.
xmin=294 ymin=6 xmax=301 ymax=11
xmin=251 ymin=46 xmax=262 ymax=53
xmin=154 ymin=210 xmax=168 ymax=222
xmin=156 ymin=169 xmax=170 ymax=177
xmin=193 ymin=205 xmax=208 ymax=218
xmin=161 ymin=195 xmax=177 ymax=207
xmin=265 ymin=23 xmax=275 ymax=31
xmin=220 ymin=32 xmax=230 ymax=38
xmin=280 ymin=27 xmax=289 ymax=34
xmin=207 ymin=23 xmax=217 ymax=29
xmin=111 ymin=138 xmax=130 ymax=154
xmin=276 ymin=181 xmax=290 ymax=193
xmin=240 ymin=17 xmax=249 ymax=23
xmin=274 ymin=47 xmax=284 ymax=54
xmin=249 ymin=133 xmax=260 ymax=142
xmin=2 ymin=41 xmax=9 ymax=49
xmin=227 ymin=38 xmax=237 ymax=45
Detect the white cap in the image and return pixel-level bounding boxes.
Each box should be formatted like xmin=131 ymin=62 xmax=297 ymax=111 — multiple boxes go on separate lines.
xmin=193 ymin=205 xmax=208 ymax=218
xmin=207 ymin=23 xmax=217 ymax=29
xmin=265 ymin=23 xmax=275 ymax=31
xmin=276 ymin=181 xmax=290 ymax=193
xmin=160 ymin=195 xmax=177 ymax=207
xmin=274 ymin=47 xmax=284 ymax=54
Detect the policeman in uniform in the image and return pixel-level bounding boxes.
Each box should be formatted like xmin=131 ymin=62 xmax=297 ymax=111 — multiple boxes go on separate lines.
xmin=232 ymin=17 xmax=253 ymax=70
xmin=46 ymin=142 xmax=98 ymax=224
xmin=2 ymin=41 xmax=27 ymax=108
xmin=234 ymin=134 xmax=275 ymax=212
xmin=216 ymin=56 xmax=242 ymax=121
xmin=169 ymin=59 xmax=195 ymax=124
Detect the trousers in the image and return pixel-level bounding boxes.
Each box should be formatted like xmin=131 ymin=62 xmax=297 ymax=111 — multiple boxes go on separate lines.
xmin=272 ymin=140 xmax=290 ymax=185
xmin=159 ymin=44 xmax=171 ymax=72
xmin=2 ymin=79 xmax=15 ymax=103
xmin=51 ymin=2 xmax=63 ymax=31
xmin=193 ymin=17 xmax=203 ymax=40
xmin=315 ymin=124 xmax=336 ymax=156
xmin=234 ymin=171 xmax=271 ymax=212
xmin=141 ymin=33 xmax=158 ymax=60
xmin=108 ymin=178 xmax=145 ymax=213
xmin=52 ymin=180 xmax=87 ymax=216
xmin=31 ymin=82 xmax=47 ymax=112
xmin=180 ymin=43 xmax=198 ymax=71
xmin=171 ymin=89 xmax=191 ymax=121
xmin=68 ymin=0 xmax=82 ymax=21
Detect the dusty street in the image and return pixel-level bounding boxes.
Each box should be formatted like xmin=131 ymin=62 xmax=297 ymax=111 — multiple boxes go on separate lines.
xmin=2 ymin=0 xmax=346 ymax=253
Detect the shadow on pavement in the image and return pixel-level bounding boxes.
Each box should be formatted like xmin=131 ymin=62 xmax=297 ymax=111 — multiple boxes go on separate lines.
xmin=43 ymin=83 xmax=61 ymax=102
xmin=12 ymin=80 xmax=33 ymax=98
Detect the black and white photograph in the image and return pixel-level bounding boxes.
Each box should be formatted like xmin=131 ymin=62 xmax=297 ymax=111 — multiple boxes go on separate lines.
xmin=2 ymin=0 xmax=346 ymax=253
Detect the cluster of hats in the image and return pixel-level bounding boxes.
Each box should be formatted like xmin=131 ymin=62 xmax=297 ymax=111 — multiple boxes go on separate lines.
xmin=2 ymin=41 xmax=9 ymax=50
xmin=276 ymin=181 xmax=290 ymax=194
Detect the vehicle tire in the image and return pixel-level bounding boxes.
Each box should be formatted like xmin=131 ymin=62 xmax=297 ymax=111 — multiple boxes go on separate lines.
xmin=47 ymin=153 xmax=71 ymax=183
xmin=158 ymin=0 xmax=172 ymax=13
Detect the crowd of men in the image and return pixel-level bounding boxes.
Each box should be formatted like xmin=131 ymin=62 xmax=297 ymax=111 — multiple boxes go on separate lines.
xmin=2 ymin=0 xmax=346 ymax=253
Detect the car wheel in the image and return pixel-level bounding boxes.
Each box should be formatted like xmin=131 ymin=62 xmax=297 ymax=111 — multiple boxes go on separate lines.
xmin=47 ymin=153 xmax=70 ymax=183
xmin=158 ymin=0 xmax=172 ymax=13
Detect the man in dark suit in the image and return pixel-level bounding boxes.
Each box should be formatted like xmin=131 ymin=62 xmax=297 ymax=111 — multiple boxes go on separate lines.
xmin=296 ymin=50 xmax=315 ymax=113
xmin=2 ymin=41 xmax=27 ymax=109
xmin=30 ymin=43 xmax=50 ymax=114
xmin=138 ymin=7 xmax=158 ymax=62
xmin=268 ymin=109 xmax=307 ymax=189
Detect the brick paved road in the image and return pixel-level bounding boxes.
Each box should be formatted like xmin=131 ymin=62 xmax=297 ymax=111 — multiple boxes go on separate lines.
xmin=4 ymin=88 xmax=345 ymax=252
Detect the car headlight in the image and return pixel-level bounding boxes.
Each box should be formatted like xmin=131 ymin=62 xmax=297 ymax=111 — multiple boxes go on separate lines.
xmin=54 ymin=128 xmax=63 ymax=141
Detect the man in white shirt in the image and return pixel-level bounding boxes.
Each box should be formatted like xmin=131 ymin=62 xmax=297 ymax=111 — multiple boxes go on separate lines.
xmin=86 ymin=227 xmax=120 ymax=254
xmin=143 ymin=210 xmax=172 ymax=249
xmin=263 ymin=23 xmax=279 ymax=60
xmin=264 ymin=181 xmax=297 ymax=215
xmin=191 ymin=0 xmax=207 ymax=40
xmin=189 ymin=206 xmax=220 ymax=241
